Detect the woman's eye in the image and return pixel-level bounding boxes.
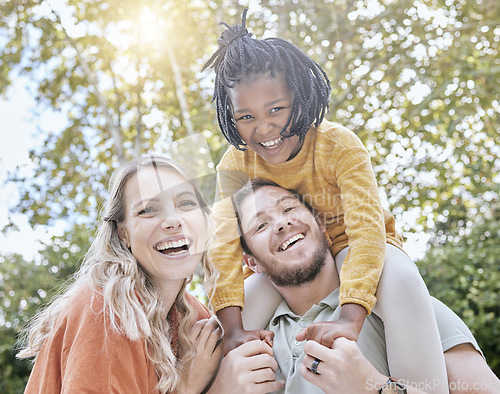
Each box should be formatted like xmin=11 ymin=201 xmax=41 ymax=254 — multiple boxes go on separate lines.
xmin=138 ymin=207 xmax=156 ymax=215
xmin=270 ymin=107 xmax=282 ymax=113
xmin=178 ymin=199 xmax=198 ymax=209
xmin=284 ymin=206 xmax=295 ymax=213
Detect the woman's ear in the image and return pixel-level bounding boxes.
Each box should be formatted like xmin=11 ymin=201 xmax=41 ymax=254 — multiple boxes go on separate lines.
xmin=243 ymin=254 xmax=263 ymax=274
xmin=117 ymin=222 xmax=130 ymax=249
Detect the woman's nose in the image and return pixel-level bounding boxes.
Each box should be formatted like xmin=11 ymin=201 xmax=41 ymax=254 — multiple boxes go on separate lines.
xmin=160 ymin=207 xmax=182 ymax=230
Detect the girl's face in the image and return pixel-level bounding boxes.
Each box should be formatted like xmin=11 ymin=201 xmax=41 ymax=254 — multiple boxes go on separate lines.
xmin=228 ymin=75 xmax=303 ymax=165
xmin=118 ymin=167 xmax=207 ymax=288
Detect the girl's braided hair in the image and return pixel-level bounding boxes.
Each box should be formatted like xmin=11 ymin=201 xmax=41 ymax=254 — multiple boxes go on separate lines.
xmin=203 ymin=9 xmax=331 ymax=150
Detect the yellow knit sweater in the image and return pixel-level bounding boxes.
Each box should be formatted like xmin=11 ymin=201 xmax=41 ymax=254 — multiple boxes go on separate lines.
xmin=208 ymin=120 xmax=404 ymax=314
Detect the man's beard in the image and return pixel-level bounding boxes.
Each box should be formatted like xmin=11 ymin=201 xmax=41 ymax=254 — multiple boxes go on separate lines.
xmin=263 ymin=235 xmax=330 ymax=288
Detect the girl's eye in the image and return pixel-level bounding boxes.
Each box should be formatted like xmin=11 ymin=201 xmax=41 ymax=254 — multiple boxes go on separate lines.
xmin=271 ymin=105 xmax=290 ymax=114
xmin=284 ymin=206 xmax=295 ymax=213
xmin=236 ymin=114 xmax=253 ymax=121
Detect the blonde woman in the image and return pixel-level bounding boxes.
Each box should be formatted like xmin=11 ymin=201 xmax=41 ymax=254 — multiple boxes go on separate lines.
xmin=18 ymin=155 xmax=232 ymax=393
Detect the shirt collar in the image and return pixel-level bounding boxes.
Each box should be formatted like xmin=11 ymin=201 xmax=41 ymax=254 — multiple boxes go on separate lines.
xmin=269 ymin=287 xmax=340 ymax=327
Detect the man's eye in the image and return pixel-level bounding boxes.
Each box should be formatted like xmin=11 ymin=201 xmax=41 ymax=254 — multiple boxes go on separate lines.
xmin=256 ymin=222 xmax=267 ymax=231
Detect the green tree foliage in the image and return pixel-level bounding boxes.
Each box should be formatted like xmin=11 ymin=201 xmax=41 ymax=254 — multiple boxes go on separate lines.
xmin=1 ymin=0 xmax=499 ymax=387
xmin=418 ymin=202 xmax=500 ymax=375
xmin=254 ymin=0 xmax=499 ymax=231
xmin=0 ymin=224 xmax=91 ymax=393
xmin=1 ymin=0 xmax=231 ymax=229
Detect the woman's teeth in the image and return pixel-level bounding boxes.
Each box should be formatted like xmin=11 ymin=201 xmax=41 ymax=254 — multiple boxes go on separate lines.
xmin=156 ymin=239 xmax=190 ymax=255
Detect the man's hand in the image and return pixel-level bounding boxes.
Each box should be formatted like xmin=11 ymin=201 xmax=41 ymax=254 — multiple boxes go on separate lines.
xmin=295 ymin=303 xmax=367 ymax=347
xmin=300 ymin=338 xmax=388 ymax=393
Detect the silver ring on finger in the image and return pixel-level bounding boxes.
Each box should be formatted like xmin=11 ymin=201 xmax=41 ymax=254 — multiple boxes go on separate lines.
xmin=310 ymin=358 xmax=321 ymax=375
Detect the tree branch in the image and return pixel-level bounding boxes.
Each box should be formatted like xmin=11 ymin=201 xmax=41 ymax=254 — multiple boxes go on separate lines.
xmin=47 ymin=2 xmax=125 ymax=163
xmin=166 ymin=45 xmax=194 ymax=136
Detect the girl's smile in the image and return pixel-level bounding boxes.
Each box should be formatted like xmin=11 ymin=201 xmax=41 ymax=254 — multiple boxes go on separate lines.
xmin=229 ymin=75 xmax=303 ymax=165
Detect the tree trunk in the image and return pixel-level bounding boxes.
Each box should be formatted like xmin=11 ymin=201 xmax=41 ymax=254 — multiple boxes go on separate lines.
xmin=166 ymin=46 xmax=194 ymax=136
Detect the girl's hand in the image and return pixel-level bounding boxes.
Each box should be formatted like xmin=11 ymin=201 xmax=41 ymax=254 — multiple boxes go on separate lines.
xmin=222 ymin=326 xmax=274 ymax=356
xmin=296 ymin=303 xmax=366 ymax=347
xmin=295 ymin=318 xmax=360 ymax=348
xmin=216 ymin=305 xmax=274 ymax=356
xmin=177 ymin=316 xmax=223 ymax=394
xmin=207 ymin=339 xmax=285 ymax=394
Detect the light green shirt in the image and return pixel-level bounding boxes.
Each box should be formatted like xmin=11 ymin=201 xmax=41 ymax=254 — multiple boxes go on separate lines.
xmin=267 ymin=288 xmax=389 ymax=394
xmin=267 ymin=289 xmax=482 ymax=394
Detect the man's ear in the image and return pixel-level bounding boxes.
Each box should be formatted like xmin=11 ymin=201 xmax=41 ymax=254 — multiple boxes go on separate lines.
xmin=243 ymin=253 xmax=263 ymax=274
xmin=117 ymin=222 xmax=130 ymax=249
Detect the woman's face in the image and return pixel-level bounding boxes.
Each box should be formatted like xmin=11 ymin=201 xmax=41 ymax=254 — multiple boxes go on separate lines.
xmin=118 ymin=166 xmax=207 ymax=287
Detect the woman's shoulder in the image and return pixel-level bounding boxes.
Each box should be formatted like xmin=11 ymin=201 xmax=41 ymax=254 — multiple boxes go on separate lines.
xmin=29 ymin=284 xmax=154 ymax=393
xmin=184 ymin=292 xmax=211 ymax=320
xmin=54 ymin=283 xmax=147 ymax=361
xmin=53 ymin=284 xmax=110 ymax=335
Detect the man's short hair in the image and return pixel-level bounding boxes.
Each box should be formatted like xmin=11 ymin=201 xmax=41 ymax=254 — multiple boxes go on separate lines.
xmin=231 ymin=178 xmax=315 ymax=255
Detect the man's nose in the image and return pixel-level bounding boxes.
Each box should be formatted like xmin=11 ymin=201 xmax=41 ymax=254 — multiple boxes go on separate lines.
xmin=276 ymin=217 xmax=292 ymax=233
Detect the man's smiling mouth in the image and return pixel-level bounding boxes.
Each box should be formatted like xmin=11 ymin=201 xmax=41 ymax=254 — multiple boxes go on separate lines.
xmin=279 ymin=233 xmax=305 ymax=251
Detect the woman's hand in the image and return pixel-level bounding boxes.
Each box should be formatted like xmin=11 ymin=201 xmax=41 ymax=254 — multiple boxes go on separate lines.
xmin=177 ymin=316 xmax=223 ymax=394
xmin=207 ymin=339 xmax=285 ymax=394
xmin=300 ymin=337 xmax=387 ymax=393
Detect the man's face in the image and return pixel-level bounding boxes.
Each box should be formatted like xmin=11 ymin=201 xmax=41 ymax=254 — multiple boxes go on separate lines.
xmin=239 ymin=186 xmax=330 ymax=287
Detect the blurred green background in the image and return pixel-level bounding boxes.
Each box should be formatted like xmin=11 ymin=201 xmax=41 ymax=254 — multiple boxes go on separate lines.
xmin=0 ymin=0 xmax=498 ymax=391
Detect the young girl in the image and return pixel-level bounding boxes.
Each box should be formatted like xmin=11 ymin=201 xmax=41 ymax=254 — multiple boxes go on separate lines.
xmin=203 ymin=10 xmax=448 ymax=393
xmin=17 ymin=155 xmax=283 ymax=393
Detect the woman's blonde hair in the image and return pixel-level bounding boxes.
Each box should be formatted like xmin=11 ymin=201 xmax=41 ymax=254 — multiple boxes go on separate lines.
xmin=17 ymin=154 xmax=219 ymax=392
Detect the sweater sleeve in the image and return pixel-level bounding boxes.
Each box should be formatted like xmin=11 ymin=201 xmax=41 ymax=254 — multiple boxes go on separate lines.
xmin=335 ymin=145 xmax=386 ymax=313
xmin=207 ymin=156 xmax=250 ymax=312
